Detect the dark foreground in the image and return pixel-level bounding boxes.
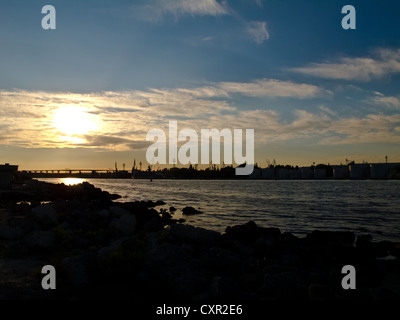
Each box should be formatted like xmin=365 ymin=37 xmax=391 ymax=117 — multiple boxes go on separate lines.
xmin=0 ymin=179 xmax=399 ymax=301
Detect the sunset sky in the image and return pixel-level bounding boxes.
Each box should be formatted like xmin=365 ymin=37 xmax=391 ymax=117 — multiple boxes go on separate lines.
xmin=1 ymin=0 xmax=400 ymax=170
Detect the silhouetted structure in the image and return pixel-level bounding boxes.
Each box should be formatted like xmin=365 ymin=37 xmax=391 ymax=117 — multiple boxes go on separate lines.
xmin=0 ymin=163 xmax=18 ymax=189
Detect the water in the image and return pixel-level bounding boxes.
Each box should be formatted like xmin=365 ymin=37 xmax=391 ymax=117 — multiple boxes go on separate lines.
xmin=39 ymin=178 xmax=400 ymax=242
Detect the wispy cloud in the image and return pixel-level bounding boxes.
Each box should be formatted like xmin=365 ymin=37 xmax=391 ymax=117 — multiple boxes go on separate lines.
xmin=217 ymin=79 xmax=326 ymax=99
xmin=371 ymin=93 xmax=400 ymax=109
xmin=290 ymin=48 xmax=400 ymax=81
xmin=246 ymin=21 xmax=269 ymax=44
xmin=137 ymin=0 xmax=230 ymax=22
xmin=1 ymin=85 xmax=399 ymax=151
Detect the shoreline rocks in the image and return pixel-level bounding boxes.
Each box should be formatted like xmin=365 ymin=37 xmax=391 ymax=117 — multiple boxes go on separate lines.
xmin=0 ymin=179 xmax=399 ymax=300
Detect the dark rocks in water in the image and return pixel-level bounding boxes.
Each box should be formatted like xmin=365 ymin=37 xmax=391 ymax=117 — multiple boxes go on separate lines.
xmin=169 ymin=224 xmax=221 ymax=246
xmin=305 ymin=230 xmax=355 ymax=247
xmin=169 ymin=206 xmax=177 ymax=213
xmin=356 ymin=235 xmax=397 ymax=258
xmin=19 ymin=179 xmax=121 ymax=202
xmin=161 ymin=211 xmax=172 ymax=221
xmin=224 ymin=221 xmax=281 ymax=242
xmin=1 ymin=179 xmax=400 ymax=300
xmin=390 ymin=243 xmax=400 ymax=258
xmin=182 ymin=206 xmax=202 ymax=215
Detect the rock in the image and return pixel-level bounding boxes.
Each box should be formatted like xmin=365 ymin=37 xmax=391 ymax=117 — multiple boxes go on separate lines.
xmin=113 ymin=214 xmax=137 ymax=236
xmin=201 ymin=247 xmax=253 ymax=275
xmin=0 ymin=226 xmax=24 ymax=240
xmin=305 ymin=230 xmax=355 ymax=247
xmin=3 ymin=242 xmax=29 ymax=257
xmin=96 ymin=209 xmax=110 ymax=218
xmin=279 ymin=253 xmax=301 ymax=267
xmin=61 ymin=254 xmax=95 ymax=287
xmin=356 ymin=236 xmax=395 ymax=258
xmin=23 ymin=230 xmax=54 ymax=249
xmin=372 ymin=241 xmax=394 ymax=258
xmin=172 ymin=272 xmax=208 ymax=299
xmin=389 ymin=243 xmax=400 ymax=258
xmin=109 ymin=206 xmax=131 ymax=217
xmin=253 ymin=238 xmax=274 ymax=257
xmin=237 ymin=274 xmax=263 ymax=293
xmin=169 ymin=206 xmax=177 ymax=213
xmin=146 ymin=242 xmax=197 ymax=280
xmin=155 ymin=200 xmax=166 ymax=206
xmin=263 ymin=271 xmax=307 ymax=299
xmin=224 ymin=221 xmax=260 ymax=242
xmin=170 ymin=224 xmax=221 ymax=246
xmin=161 ymin=211 xmax=172 ymax=221
xmin=259 ymin=226 xmax=281 ymax=238
xmin=210 ymin=276 xmax=240 ymax=299
xmin=32 ymin=203 xmax=58 ymax=228
xmin=97 ymin=239 xmax=124 ymax=259
xmin=308 ymin=283 xmax=336 ymax=300
xmin=182 ymin=206 xmax=202 ymax=215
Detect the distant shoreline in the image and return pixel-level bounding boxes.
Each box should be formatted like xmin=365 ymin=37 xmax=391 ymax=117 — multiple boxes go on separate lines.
xmin=19 ymin=161 xmax=400 ymax=180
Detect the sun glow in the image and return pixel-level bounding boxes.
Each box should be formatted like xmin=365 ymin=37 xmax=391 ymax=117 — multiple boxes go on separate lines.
xmin=53 ymin=106 xmax=97 ymax=135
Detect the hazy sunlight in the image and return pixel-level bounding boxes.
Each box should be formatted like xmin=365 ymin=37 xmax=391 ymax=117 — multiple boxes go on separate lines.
xmin=53 ymin=106 xmax=97 ymax=135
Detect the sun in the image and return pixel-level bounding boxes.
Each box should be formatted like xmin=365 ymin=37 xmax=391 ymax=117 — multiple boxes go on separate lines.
xmin=53 ymin=106 xmax=97 ymax=135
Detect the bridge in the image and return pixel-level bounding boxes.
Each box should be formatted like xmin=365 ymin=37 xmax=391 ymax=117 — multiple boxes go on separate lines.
xmin=23 ymin=169 xmax=132 ymax=179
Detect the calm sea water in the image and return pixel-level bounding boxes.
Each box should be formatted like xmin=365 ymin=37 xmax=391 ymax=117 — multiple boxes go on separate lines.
xmin=39 ymin=178 xmax=400 ymax=242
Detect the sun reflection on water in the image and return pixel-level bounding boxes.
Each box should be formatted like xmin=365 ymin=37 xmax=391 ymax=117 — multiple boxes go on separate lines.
xmin=60 ymin=178 xmax=85 ymax=186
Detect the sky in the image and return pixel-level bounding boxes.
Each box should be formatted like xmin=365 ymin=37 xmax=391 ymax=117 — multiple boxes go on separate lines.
xmin=1 ymin=0 xmax=400 ymax=171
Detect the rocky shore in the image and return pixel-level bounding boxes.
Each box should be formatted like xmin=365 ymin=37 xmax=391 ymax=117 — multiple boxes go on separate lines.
xmin=0 ymin=179 xmax=399 ymax=300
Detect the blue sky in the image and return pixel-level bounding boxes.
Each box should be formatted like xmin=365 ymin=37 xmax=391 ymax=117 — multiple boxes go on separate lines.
xmin=1 ymin=0 xmax=400 ymax=170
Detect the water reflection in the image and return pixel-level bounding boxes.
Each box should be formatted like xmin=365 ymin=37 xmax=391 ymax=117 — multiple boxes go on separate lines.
xmin=60 ymin=178 xmax=85 ymax=186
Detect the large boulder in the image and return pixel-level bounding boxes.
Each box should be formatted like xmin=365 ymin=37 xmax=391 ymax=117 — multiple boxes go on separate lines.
xmin=0 ymin=226 xmax=24 ymax=240
xmin=23 ymin=230 xmax=55 ymax=249
xmin=169 ymin=224 xmax=221 ymax=246
xmin=109 ymin=206 xmax=131 ymax=217
xmin=224 ymin=221 xmax=267 ymax=242
xmin=305 ymin=230 xmax=355 ymax=247
xmin=112 ymin=214 xmax=137 ymax=236
xmin=200 ymin=247 xmax=253 ymax=276
xmin=32 ymin=203 xmax=58 ymax=228
xmin=60 ymin=253 xmax=97 ymax=287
